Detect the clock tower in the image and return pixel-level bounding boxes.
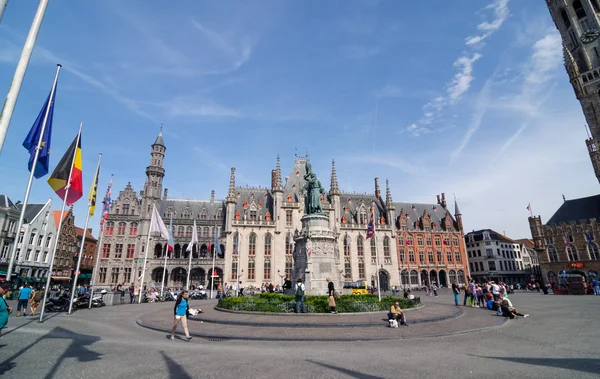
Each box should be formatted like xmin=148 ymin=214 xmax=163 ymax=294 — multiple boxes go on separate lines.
xmin=547 ymin=0 xmax=600 ymax=183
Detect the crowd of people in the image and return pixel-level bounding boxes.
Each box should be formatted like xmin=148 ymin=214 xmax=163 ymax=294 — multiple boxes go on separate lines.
xmin=451 ymin=279 xmax=530 ymax=319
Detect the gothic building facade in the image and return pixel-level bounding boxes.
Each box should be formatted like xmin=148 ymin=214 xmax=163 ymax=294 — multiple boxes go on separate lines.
xmin=98 ymin=132 xmax=470 ymax=291
xmin=527 ymin=1 xmax=600 ymax=285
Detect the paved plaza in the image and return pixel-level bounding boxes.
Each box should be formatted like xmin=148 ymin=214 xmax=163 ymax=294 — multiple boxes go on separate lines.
xmin=0 ymin=290 xmax=599 ymax=379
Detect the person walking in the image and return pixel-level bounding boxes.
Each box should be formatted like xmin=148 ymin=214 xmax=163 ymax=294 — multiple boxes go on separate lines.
xmin=592 ymin=277 xmax=599 ymax=296
xmin=129 ymin=283 xmax=135 ymax=304
xmin=294 ymin=278 xmax=306 ymax=313
xmin=326 ymin=278 xmax=337 ymax=314
xmin=432 ymin=283 xmax=438 ymax=297
xmin=0 ymin=281 xmax=13 ymax=338
xmin=451 ymin=280 xmax=459 ymax=306
xmin=170 ymin=290 xmax=192 ymax=342
xmin=16 ymin=284 xmax=32 ymax=317
xmin=29 ymin=287 xmax=43 ymax=316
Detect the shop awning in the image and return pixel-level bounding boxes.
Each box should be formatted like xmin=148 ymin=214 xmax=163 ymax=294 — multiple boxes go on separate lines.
xmin=51 ymin=276 xmax=72 ymax=281
xmin=77 ymin=273 xmax=92 ymax=279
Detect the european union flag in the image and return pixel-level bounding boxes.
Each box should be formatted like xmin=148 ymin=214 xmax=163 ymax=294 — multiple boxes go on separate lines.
xmin=22 ymin=87 xmax=57 ymax=179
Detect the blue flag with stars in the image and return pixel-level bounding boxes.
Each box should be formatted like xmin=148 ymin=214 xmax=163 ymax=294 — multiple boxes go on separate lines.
xmin=22 ymin=87 xmax=57 ymax=179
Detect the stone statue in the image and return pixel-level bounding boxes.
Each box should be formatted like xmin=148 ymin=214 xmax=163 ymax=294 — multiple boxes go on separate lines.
xmin=303 ymin=159 xmax=325 ymax=215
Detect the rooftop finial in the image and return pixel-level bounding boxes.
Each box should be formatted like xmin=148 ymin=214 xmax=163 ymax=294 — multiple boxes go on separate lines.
xmin=330 ymin=159 xmax=340 ymax=195
xmin=454 ymin=193 xmax=461 ymax=216
xmin=227 ymin=168 xmax=236 ymax=203
xmin=385 ymin=179 xmax=394 ymax=209
xmin=272 ymin=155 xmax=283 ymax=192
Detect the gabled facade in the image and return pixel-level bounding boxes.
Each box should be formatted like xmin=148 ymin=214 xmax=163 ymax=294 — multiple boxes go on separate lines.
xmin=0 ymin=194 xmax=20 ymax=275
xmin=51 ymin=208 xmax=76 ymax=281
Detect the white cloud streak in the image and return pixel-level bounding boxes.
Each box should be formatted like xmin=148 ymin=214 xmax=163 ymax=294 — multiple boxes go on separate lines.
xmin=447 ymin=53 xmax=483 ymax=103
xmin=465 ymin=0 xmax=510 ymax=46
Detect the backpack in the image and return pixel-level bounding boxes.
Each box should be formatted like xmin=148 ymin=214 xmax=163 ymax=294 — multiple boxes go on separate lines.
xmin=296 ymin=284 xmax=304 ymax=297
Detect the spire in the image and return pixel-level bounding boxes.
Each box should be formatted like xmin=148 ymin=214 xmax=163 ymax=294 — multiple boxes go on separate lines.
xmin=454 ymin=196 xmax=461 ymax=216
xmin=330 ymin=159 xmax=340 ymax=195
xmin=385 ymin=179 xmax=395 ymax=209
xmin=227 ymin=167 xmax=236 ymax=203
xmin=272 ymin=155 xmax=283 ymax=192
xmin=153 ymin=130 xmax=165 ymax=147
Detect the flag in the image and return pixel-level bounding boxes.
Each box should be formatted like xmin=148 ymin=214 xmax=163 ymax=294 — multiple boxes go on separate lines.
xmin=443 ymin=240 xmax=448 ymax=245
xmin=307 ymin=250 xmax=312 ymax=257
xmin=213 ymin=227 xmax=221 ymax=255
xmin=88 ymin=159 xmax=100 ymax=216
xmin=345 ymin=234 xmax=351 ymax=245
xmin=366 ymin=211 xmax=375 ymax=240
xmin=166 ymin=216 xmax=174 ymax=252
xmin=150 ymin=204 xmax=169 ymax=240
xmin=527 ymin=203 xmax=531 ymax=212
xmin=23 ymin=88 xmax=57 ymax=179
xmin=186 ymin=220 xmax=198 ymax=252
xmin=211 ymin=269 xmax=218 ymax=278
xmin=405 ymin=239 xmax=411 ymax=245
xmin=288 ymin=231 xmax=294 ymax=244
xmin=100 ymin=177 xmax=113 ymax=230
xmin=563 ymin=235 xmax=571 ymax=248
xmin=47 ymin=131 xmax=83 ymax=206
xmin=585 ymin=233 xmax=594 ymax=244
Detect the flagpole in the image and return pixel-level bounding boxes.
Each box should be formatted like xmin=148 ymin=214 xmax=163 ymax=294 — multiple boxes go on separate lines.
xmin=0 ymin=0 xmax=50 ymax=154
xmin=0 ymin=0 xmax=8 ymax=24
xmin=68 ymin=153 xmax=101 ymax=314
xmin=161 ymin=242 xmax=168 ymax=297
xmin=89 ymin=174 xmax=112 ymax=308
xmin=210 ymin=222 xmax=217 ymax=300
xmin=39 ymin=123 xmax=82 ymax=323
xmin=373 ymin=207 xmax=381 ymax=302
xmin=5 ymin=64 xmax=61 ymax=280
xmin=236 ymin=230 xmax=240 ymax=297
xmin=138 ymin=206 xmax=154 ymax=304
xmin=186 ymin=220 xmax=196 ymax=290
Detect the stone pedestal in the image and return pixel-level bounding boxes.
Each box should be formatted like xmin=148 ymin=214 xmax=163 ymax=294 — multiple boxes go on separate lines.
xmin=292 ymin=214 xmax=343 ymax=295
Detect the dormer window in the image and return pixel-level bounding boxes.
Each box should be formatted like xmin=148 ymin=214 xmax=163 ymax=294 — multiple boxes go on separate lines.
xmin=483 ymin=232 xmax=491 ymax=241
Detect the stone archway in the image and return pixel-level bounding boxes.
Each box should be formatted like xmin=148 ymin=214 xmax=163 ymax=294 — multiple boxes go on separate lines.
xmin=170 ymin=267 xmax=186 ymax=287
xmin=154 ymin=244 xmax=163 ymax=258
xmin=439 ymin=269 xmax=448 ymax=287
xmin=190 ymin=268 xmax=205 ymax=286
xmin=378 ymin=269 xmax=390 ymax=292
xmin=200 ymin=244 xmax=208 ymax=258
xmin=151 ymin=267 xmax=166 ymax=284
xmin=174 ymin=244 xmax=181 ymax=259
xmin=420 ymin=270 xmax=429 ymax=286
xmin=208 ymin=267 xmax=224 ymax=290
xmin=429 ymin=270 xmax=438 ymax=286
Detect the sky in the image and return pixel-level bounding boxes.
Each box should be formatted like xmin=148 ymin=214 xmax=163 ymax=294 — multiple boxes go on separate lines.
xmin=0 ymin=0 xmax=597 ymax=240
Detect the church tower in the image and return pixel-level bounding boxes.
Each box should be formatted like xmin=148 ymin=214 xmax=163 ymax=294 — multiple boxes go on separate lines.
xmin=547 ymin=0 xmax=600 ymax=182
xmin=142 ymin=131 xmax=166 ymax=219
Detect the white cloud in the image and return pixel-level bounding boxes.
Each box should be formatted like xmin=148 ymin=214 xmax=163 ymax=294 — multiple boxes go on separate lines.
xmin=465 ymin=0 xmax=510 ymax=46
xmin=447 ymin=53 xmax=483 ymax=103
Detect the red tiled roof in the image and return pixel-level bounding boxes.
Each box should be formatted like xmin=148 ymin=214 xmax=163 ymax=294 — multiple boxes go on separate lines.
xmin=75 ymin=226 xmax=96 ymax=241
xmin=53 ymin=210 xmax=68 ymax=227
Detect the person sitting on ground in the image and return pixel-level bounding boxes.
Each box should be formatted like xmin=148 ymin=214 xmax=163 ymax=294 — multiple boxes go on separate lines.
xmin=389 ymin=301 xmax=408 ymax=327
xmin=500 ymin=299 xmax=529 ymax=319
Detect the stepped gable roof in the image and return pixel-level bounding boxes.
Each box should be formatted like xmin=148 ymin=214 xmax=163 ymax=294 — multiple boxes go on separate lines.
xmin=160 ymin=198 xmax=225 ymax=221
xmin=52 ymin=209 xmax=69 ymax=227
xmin=340 ymin=193 xmax=386 ymax=221
xmin=231 ymin=187 xmax=273 ymax=219
xmin=466 ymin=229 xmax=516 ymax=243
xmin=284 ymin=156 xmax=309 ymax=201
xmin=515 ymin=238 xmax=534 ymax=249
xmin=546 ymin=194 xmax=600 ymax=225
xmin=75 ymin=227 xmax=97 ymax=241
xmin=0 ymin=194 xmax=16 ymax=209
xmin=394 ymin=201 xmax=455 ymax=230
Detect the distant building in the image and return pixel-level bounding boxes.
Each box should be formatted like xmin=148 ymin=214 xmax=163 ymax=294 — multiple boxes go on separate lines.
xmin=529 ymin=196 xmax=600 ymax=286
xmin=51 ymin=209 xmax=76 ymax=283
xmin=74 ymin=227 xmax=97 ymax=286
xmin=514 ymin=238 xmax=542 ymax=283
xmin=0 ymin=194 xmax=20 ymax=279
xmin=464 ymin=229 xmax=530 ymax=285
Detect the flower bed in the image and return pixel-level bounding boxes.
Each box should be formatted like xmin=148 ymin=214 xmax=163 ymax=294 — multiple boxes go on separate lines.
xmin=217 ymin=293 xmax=418 ymax=313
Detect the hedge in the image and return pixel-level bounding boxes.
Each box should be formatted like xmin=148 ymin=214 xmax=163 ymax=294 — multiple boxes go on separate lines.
xmin=217 ymin=293 xmax=417 ymax=313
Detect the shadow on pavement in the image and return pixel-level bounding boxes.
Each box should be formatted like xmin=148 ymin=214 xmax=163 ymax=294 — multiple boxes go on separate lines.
xmin=160 ymin=350 xmax=193 ymax=379
xmin=0 ymin=326 xmax=102 ymax=378
xmin=3 ymin=312 xmax=59 ymax=336
xmin=307 ymin=360 xmax=384 ymax=379
xmin=478 ymin=356 xmax=600 ymax=375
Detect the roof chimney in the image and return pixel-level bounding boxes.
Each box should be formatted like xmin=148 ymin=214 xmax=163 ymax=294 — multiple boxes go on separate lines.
xmin=375 ymin=177 xmax=381 ymax=199
xmin=441 ymin=192 xmax=446 ymax=208
xmin=211 ymin=190 xmax=215 ymax=203
xmin=436 ymin=194 xmax=441 ymax=204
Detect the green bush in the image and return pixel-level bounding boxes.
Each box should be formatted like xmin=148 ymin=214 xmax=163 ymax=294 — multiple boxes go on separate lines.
xmin=218 ymin=293 xmax=417 ymax=313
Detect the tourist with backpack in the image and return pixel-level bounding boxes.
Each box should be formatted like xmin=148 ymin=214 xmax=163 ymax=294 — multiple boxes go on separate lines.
xmin=294 ymin=278 xmax=306 ymax=313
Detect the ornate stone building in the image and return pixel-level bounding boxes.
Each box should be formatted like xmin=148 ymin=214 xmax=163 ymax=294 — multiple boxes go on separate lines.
xmin=98 ymin=132 xmax=469 ymax=290
xmin=527 ymin=1 xmax=600 ymax=285
xmin=74 ymin=227 xmax=97 ymax=286
xmin=51 ymin=209 xmax=76 ymax=282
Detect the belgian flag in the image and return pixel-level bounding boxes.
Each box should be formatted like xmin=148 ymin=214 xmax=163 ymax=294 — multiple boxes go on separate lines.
xmin=47 ymin=131 xmax=83 ymax=206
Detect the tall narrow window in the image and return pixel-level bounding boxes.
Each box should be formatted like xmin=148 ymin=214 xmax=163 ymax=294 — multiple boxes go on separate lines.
xmin=249 ymin=233 xmax=256 ymax=255
xmin=357 ymin=236 xmax=364 ymax=257
xmin=264 ymin=259 xmax=271 ymax=280
xmin=399 ymin=250 xmax=405 ymax=262
xmin=286 ymin=210 xmax=292 ymax=226
xmin=344 ymin=259 xmax=352 ymax=278
xmin=344 ymin=236 xmax=350 ymax=256
xmin=447 ymin=251 xmax=453 ymax=262
xmin=419 ymin=251 xmax=425 ymax=263
xmin=264 ymin=233 xmax=272 ymax=255
xmin=99 ymin=267 xmax=107 ymax=283
xmin=129 ymin=223 xmax=138 ymax=236
xmin=574 ymin=0 xmax=587 ymax=19
xmin=123 ymin=268 xmax=132 ymax=283
xmin=285 ymin=234 xmax=293 ymax=255
xmin=454 ymin=251 xmax=462 ymax=263
xmin=370 ymin=238 xmax=376 ymax=258
xmin=114 ymin=244 xmax=123 ymax=258
xmin=548 ymin=246 xmax=559 ymax=262
xmin=560 ymin=9 xmax=571 ymax=28
xmin=358 ymin=260 xmax=365 ymax=279
xmin=248 ymin=258 xmax=255 ymax=280
xmin=428 ymin=251 xmax=434 ymax=263
xmin=383 ymin=236 xmax=390 ymax=258
xmin=111 ymin=267 xmax=120 ymax=284
xmin=102 ymin=244 xmax=111 ymax=258
xmin=122 ymin=204 xmax=130 ymax=215
xmin=232 ymin=260 xmax=238 ymax=280
xmin=437 ymin=251 xmax=442 ymax=263
xmin=127 ymin=244 xmax=135 ymax=259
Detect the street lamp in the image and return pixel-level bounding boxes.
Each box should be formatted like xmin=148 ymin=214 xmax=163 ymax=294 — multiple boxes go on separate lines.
xmin=236 ymin=269 xmax=244 ymax=297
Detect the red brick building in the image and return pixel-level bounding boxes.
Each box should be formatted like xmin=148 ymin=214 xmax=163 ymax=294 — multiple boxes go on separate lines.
xmin=74 ymin=227 xmax=97 ymax=285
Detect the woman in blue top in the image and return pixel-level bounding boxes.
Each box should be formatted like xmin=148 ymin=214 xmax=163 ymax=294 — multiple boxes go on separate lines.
xmin=170 ymin=290 xmax=192 ymax=341
xmin=0 ymin=281 xmax=13 ymax=337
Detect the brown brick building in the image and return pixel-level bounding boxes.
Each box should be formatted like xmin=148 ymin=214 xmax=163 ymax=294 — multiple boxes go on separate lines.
xmin=74 ymin=226 xmax=97 ymax=285
xmin=52 ymin=209 xmax=76 ymax=282
xmin=529 ymin=196 xmax=600 ymax=286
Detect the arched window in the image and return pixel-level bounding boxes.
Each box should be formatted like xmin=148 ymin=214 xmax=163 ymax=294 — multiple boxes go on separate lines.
xmin=359 ymin=208 xmax=367 ymax=224
xmin=186 ymin=226 xmax=192 ymax=238
xmin=344 ymin=235 xmax=350 ymax=256
xmin=285 ymin=233 xmax=293 ymax=255
xmin=174 ymin=244 xmax=181 ymax=259
xmin=203 ymin=227 xmax=209 ymax=237
xmin=264 ymin=233 xmax=272 ymax=255
xmin=177 ymin=226 xmax=184 ymax=237
xmin=547 ymin=271 xmax=558 ymax=285
xmin=117 ymin=222 xmax=126 ymax=235
xmin=410 ymin=270 xmax=419 ymax=285
xmin=368 ymin=237 xmax=376 ymax=258
xmin=588 ymin=242 xmax=600 ymax=260
xmin=105 ymin=222 xmax=114 ymax=235
xmin=573 ymin=0 xmax=587 ymax=19
xmin=547 ymin=245 xmax=559 ymax=262
xmin=401 ymin=270 xmax=409 ymax=285
xmin=249 ymin=233 xmax=256 ymax=255
xmin=457 ymin=270 xmax=466 ymax=284
xmin=129 ymin=223 xmax=138 ymax=236
xmin=357 ymin=236 xmax=364 ymax=257
xmin=560 ymin=8 xmax=571 ymax=28
xmin=449 ymin=269 xmax=457 ymax=284
xmin=383 ymin=236 xmax=390 ymax=258
xmin=567 ymin=245 xmax=579 ymax=261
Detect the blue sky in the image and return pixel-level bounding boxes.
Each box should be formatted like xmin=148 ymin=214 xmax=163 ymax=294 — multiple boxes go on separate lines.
xmin=0 ymin=0 xmax=597 ymax=239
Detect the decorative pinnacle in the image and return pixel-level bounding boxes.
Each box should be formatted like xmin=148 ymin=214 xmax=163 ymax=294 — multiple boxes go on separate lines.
xmin=454 ymin=194 xmax=461 ymax=216
xmin=273 ymin=155 xmax=283 ymax=191
xmin=330 ymin=159 xmax=340 ymax=195
xmin=385 ymin=179 xmax=395 ymax=209
xmin=227 ymin=167 xmax=236 ymax=202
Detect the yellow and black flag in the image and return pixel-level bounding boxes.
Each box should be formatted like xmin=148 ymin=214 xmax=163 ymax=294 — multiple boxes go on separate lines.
xmin=88 ymin=155 xmax=101 ymax=216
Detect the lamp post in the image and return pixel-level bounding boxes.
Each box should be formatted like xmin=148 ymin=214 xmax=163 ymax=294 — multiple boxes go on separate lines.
xmin=237 ymin=270 xmax=244 ymax=296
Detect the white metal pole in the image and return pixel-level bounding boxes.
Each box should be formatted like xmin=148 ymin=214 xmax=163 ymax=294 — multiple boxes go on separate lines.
xmin=160 ymin=243 xmax=167 ymax=296
xmin=0 ymin=0 xmax=50 ymax=154
xmin=6 ymin=64 xmax=61 ymax=279
xmin=0 ymin=0 xmax=8 ymax=24
xmin=210 ymin=224 xmax=217 ymax=299
xmin=375 ymin=234 xmax=381 ymax=302
xmin=186 ymin=245 xmax=192 ymax=291
xmin=236 ymin=231 xmax=240 ymax=297
xmin=39 ymin=123 xmax=82 ymax=323
xmin=88 ymin=226 xmax=104 ymax=309
xmin=68 ymin=153 xmax=101 ymax=314
xmin=138 ymin=209 xmax=153 ymax=304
